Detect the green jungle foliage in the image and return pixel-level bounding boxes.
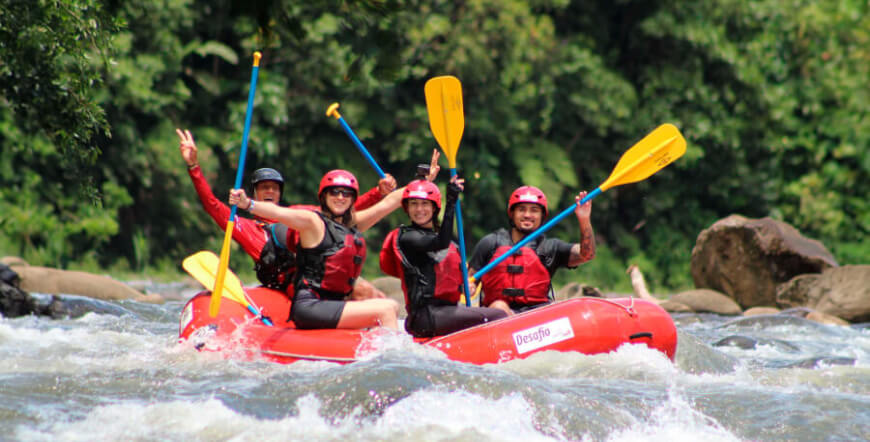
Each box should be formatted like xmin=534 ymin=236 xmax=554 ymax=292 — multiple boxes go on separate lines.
xmin=1 ymin=0 xmax=868 ymax=292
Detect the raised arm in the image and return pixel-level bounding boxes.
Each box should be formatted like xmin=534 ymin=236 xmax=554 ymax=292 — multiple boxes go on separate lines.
xmin=230 ymin=188 xmax=325 ymax=247
xmin=354 ymin=186 xmax=404 ymax=232
xmin=567 ymin=191 xmax=596 ymax=267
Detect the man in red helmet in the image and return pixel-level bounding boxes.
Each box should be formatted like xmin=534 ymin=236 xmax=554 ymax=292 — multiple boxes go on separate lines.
xmin=176 ymin=128 xmax=394 ymax=299
xmin=468 ymin=186 xmax=596 ymax=315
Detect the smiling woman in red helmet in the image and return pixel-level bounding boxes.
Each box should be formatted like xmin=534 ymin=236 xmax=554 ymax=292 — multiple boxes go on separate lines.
xmin=468 ymin=185 xmax=596 ymax=316
xmin=230 ymin=169 xmax=404 ymax=330
xmin=380 ymin=175 xmax=507 ymax=337
xmin=176 ymin=128 xmax=397 ymax=298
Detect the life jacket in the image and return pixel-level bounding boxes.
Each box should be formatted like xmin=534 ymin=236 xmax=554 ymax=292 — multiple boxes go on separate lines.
xmin=254 ymin=222 xmax=296 ymax=292
xmin=380 ymin=226 xmax=464 ymax=311
xmin=480 ymin=229 xmax=551 ymax=306
xmin=295 ymin=212 xmax=366 ymax=300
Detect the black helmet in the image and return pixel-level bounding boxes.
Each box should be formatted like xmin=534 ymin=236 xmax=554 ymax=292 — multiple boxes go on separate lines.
xmin=250 ymin=168 xmax=284 ymax=195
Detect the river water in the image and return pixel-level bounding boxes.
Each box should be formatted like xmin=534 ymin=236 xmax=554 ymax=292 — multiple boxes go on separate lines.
xmin=2 ymin=285 xmax=869 ymax=441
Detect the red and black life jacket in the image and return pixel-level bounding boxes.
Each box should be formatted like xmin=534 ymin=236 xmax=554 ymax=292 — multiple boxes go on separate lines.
xmin=380 ymin=226 xmax=464 ymax=311
xmin=295 ymin=212 xmax=366 ymax=300
xmin=253 ymin=222 xmax=296 ymax=292
xmin=480 ymin=229 xmax=551 ymax=306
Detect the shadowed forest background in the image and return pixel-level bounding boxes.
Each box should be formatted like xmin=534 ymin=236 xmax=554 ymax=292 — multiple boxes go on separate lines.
xmin=1 ymin=0 xmax=868 ymax=293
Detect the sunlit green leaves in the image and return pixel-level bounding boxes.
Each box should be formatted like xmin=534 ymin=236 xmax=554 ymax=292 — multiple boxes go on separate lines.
xmin=2 ymin=0 xmax=867 ymax=283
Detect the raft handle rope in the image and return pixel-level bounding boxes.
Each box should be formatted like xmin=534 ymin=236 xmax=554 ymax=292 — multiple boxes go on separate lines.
xmin=584 ymin=296 xmax=638 ymax=317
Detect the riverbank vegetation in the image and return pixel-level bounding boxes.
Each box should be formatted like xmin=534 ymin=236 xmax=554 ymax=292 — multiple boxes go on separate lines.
xmin=1 ymin=0 xmax=867 ymax=293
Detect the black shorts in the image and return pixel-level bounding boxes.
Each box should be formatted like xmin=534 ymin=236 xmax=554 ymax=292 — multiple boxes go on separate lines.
xmin=290 ymin=288 xmax=346 ymax=329
xmin=406 ymin=304 xmax=507 ymax=338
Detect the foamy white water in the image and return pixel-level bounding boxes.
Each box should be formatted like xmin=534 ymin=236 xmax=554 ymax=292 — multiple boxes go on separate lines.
xmin=2 ymin=296 xmax=870 ymax=441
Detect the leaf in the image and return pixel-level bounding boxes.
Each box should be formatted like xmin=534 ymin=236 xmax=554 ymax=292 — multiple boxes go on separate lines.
xmin=194 ymin=41 xmax=239 ymax=65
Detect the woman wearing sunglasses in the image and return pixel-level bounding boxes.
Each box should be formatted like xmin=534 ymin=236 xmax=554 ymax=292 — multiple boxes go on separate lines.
xmin=230 ymin=169 xmax=402 ymax=330
xmin=380 ymin=176 xmax=507 ymax=337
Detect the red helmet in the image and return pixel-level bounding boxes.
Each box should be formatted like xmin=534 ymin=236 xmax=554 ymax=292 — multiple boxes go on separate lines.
xmin=508 ymin=186 xmax=548 ymax=217
xmin=318 ymin=169 xmax=359 ymax=198
xmin=402 ymin=179 xmax=442 ymax=212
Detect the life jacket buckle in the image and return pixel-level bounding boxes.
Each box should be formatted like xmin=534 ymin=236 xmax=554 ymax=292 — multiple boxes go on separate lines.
xmin=503 ymin=288 xmax=525 ymax=297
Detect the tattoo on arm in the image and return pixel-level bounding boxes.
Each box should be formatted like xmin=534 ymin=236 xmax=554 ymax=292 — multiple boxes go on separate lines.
xmin=570 ymin=220 xmax=596 ymax=266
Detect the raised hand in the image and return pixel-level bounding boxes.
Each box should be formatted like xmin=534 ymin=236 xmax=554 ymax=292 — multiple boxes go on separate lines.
xmin=426 ymin=149 xmax=441 ymax=182
xmin=450 ymin=174 xmax=465 ymax=192
xmin=378 ymin=173 xmax=398 ymax=195
xmin=574 ymin=191 xmax=592 ymax=220
xmin=176 ymin=128 xmax=198 ymax=167
xmin=229 ymin=188 xmax=251 ymax=210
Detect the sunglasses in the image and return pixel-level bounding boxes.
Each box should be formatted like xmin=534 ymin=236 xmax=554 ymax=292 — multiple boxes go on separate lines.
xmin=327 ymin=188 xmax=355 ymax=198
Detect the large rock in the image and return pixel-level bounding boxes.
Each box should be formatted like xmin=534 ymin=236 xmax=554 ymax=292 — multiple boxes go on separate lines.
xmin=11 ymin=265 xmax=164 ymax=304
xmin=657 ymin=299 xmax=694 ymax=313
xmin=0 ymin=263 xmax=40 ymax=317
xmin=670 ymin=289 xmax=743 ymax=315
xmin=0 ymin=256 xmax=29 ymax=267
xmin=743 ymin=306 xmax=781 ymax=316
xmin=777 ymin=265 xmax=870 ymax=323
xmin=691 ymin=215 xmax=837 ymax=308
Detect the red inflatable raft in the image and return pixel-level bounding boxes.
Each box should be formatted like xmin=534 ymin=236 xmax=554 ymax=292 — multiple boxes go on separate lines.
xmin=178 ymin=287 xmax=677 ymax=364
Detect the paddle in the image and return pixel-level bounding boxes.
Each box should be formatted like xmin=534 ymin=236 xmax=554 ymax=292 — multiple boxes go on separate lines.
xmin=211 ymin=51 xmax=262 ymax=318
xmin=459 ymin=276 xmax=483 ymax=306
xmin=326 ymin=103 xmax=387 ymax=179
xmin=424 ymin=75 xmax=473 ymax=307
xmin=183 ymin=251 xmax=274 ymax=326
xmin=470 ymin=123 xmax=687 ymax=282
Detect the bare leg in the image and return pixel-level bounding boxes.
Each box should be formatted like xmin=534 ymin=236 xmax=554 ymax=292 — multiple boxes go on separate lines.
xmin=336 ymin=298 xmax=399 ymax=329
xmin=487 ymin=299 xmax=515 ymax=316
xmin=627 ymin=265 xmax=660 ymax=302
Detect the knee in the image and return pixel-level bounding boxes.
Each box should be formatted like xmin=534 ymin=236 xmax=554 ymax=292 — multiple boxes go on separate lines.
xmin=385 ymin=298 xmax=399 ymax=316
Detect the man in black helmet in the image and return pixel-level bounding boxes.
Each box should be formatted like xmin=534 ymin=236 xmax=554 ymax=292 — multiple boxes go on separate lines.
xmin=249 ymin=167 xmax=284 ymax=205
xmin=176 ymin=128 xmax=393 ymax=299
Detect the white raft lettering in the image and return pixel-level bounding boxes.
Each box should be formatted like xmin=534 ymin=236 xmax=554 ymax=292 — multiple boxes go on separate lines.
xmin=512 ymin=317 xmax=574 ymax=354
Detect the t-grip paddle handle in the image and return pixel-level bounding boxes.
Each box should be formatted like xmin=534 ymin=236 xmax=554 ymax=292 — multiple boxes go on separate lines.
xmin=326 ymin=103 xmax=386 ymax=179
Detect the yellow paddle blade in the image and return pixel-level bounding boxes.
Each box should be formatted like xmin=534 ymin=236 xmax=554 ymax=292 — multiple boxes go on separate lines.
xmin=600 ymin=123 xmax=687 ymax=191
xmin=182 ymin=250 xmax=248 ymax=308
xmin=424 ymin=76 xmax=464 ymax=168
xmin=210 ymin=223 xmax=237 ymax=316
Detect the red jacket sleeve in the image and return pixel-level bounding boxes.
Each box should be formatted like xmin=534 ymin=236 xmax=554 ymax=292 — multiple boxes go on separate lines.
xmin=354 ymin=186 xmax=384 ymax=211
xmin=188 ymin=165 xmax=267 ymax=260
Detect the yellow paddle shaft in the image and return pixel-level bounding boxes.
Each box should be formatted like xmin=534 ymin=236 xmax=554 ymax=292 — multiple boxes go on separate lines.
xmin=210 ymin=220 xmax=235 ymax=317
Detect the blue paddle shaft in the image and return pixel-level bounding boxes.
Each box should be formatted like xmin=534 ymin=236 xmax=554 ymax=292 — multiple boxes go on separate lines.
xmin=336 ymin=117 xmax=386 ymax=179
xmin=472 ymin=187 xmax=602 ymax=280
xmin=228 ymin=64 xmax=261 ymax=221
xmin=246 ymin=305 xmax=273 ymax=326
xmin=451 ymin=168 xmax=473 ymax=306
xmin=226 ymin=58 xmax=270 ymax=327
